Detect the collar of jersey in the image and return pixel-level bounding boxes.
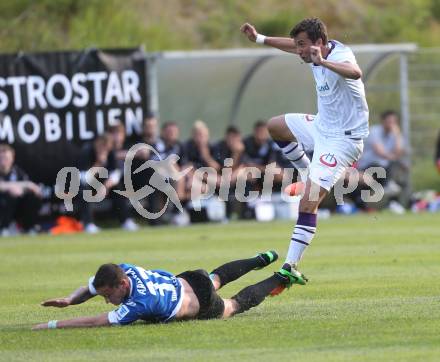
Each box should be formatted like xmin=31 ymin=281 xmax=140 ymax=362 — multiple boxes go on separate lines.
xmin=127 ymin=277 xmax=133 ymax=299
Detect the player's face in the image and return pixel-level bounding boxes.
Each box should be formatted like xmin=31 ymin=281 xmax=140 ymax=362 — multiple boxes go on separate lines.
xmin=96 ymin=282 xmax=128 ymax=305
xmin=294 ymin=31 xmax=322 ymax=63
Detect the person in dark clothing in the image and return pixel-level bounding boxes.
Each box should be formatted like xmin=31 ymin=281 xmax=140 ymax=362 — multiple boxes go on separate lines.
xmin=75 ymin=134 xmax=135 ymax=233
xmin=243 ymin=120 xmax=278 ymax=191
xmin=213 ymin=126 xmax=251 ymax=218
xmin=244 ymin=121 xmax=277 ymax=169
xmin=213 ymin=125 xmax=248 ymax=179
xmin=185 ymin=120 xmax=220 ymax=170
xmin=0 ymin=144 xmax=42 ymax=236
xmin=147 ymin=121 xmax=187 ymax=224
xmin=183 ymin=120 xmax=220 ymax=199
xmin=129 ymin=115 xmax=171 ymax=225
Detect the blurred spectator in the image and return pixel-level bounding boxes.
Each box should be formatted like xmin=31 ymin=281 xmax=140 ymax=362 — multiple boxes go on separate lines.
xmin=158 ymin=121 xmax=186 ymax=164
xmin=436 ymin=130 xmax=440 ymax=173
xmin=147 ymin=121 xmax=187 ymax=225
xmin=213 ymin=125 xmax=247 ymax=180
xmin=244 ymin=120 xmax=277 ymax=191
xmin=0 ymin=144 xmax=42 ymax=236
xmin=357 ymin=110 xmax=408 ymax=196
xmin=75 ymin=134 xmax=138 ymax=233
xmin=348 ymin=111 xmax=408 ymax=212
xmin=108 ymin=123 xmax=128 ymax=169
xmin=130 ymin=114 xmax=164 ymax=225
xmin=213 ymin=126 xmax=251 ymax=217
xmin=183 ymin=120 xmax=220 ymax=204
xmin=244 ymin=121 xmax=276 ymax=169
xmin=141 ymin=113 xmax=161 ymax=148
xmin=185 ymin=120 xmax=220 ymax=170
xmin=129 ymin=113 xmax=164 ymax=165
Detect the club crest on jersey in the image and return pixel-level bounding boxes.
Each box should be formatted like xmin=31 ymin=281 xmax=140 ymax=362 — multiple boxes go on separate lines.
xmin=317 ymin=82 xmax=330 ymax=92
xmin=319 ymin=153 xmax=337 ymax=167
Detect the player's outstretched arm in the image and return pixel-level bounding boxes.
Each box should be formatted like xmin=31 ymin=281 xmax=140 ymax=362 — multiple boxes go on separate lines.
xmin=41 ymin=286 xmax=95 ymax=308
xmin=240 ymin=23 xmax=297 ymax=54
xmin=32 ymin=313 xmax=110 ymax=330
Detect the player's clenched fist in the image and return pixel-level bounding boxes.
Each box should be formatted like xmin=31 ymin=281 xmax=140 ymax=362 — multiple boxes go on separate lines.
xmin=310 ymin=45 xmax=323 ymax=65
xmin=41 ymin=298 xmax=71 ymax=308
xmin=240 ymin=23 xmax=258 ymax=42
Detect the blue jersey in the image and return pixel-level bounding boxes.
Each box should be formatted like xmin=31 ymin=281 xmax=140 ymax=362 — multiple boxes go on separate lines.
xmin=88 ymin=263 xmax=183 ymax=325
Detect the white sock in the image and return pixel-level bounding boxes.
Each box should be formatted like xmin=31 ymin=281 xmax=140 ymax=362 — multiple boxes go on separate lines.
xmin=285 ymin=223 xmax=316 ymax=265
xmin=280 ymin=142 xmax=310 ymax=181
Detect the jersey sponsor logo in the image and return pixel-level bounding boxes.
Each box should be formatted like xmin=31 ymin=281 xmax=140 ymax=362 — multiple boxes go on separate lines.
xmin=319 ymin=153 xmax=338 ymax=167
xmin=317 ymin=82 xmax=330 ymax=92
xmin=116 ymin=305 xmax=130 ymax=320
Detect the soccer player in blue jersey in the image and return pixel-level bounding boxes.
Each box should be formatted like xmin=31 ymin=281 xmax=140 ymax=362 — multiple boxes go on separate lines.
xmin=33 ymin=251 xmax=297 ymax=330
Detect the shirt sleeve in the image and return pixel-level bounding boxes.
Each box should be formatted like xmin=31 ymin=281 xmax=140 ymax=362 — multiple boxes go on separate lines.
xmin=107 ymin=303 xmax=139 ymax=325
xmin=88 ymin=276 xmax=97 ymax=295
xmin=330 ymin=46 xmax=357 ymax=64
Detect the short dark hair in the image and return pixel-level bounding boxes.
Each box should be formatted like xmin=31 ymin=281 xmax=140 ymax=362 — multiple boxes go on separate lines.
xmin=93 ymin=263 xmax=126 ymax=289
xmin=253 ymin=120 xmax=267 ymax=129
xmin=108 ymin=123 xmax=125 ymax=133
xmin=162 ymin=121 xmax=178 ymax=130
xmin=94 ymin=133 xmax=113 ymax=148
xmin=144 ymin=111 xmax=156 ymax=119
xmin=143 ymin=114 xmax=158 ymax=126
xmin=225 ymin=125 xmax=240 ymax=135
xmin=380 ymin=110 xmax=399 ymax=121
xmin=290 ymin=18 xmax=328 ymax=44
xmin=0 ymin=143 xmax=14 ymax=153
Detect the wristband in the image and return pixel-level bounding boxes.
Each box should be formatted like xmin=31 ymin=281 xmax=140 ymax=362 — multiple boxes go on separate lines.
xmin=48 ymin=320 xmax=58 ymax=329
xmin=256 ymin=34 xmax=266 ymax=44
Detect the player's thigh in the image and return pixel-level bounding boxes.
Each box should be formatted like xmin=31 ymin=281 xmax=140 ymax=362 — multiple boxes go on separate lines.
xmin=283 ymin=113 xmax=316 ymax=151
xmin=309 ymin=137 xmax=363 ymax=191
xmin=267 ymin=115 xmax=295 ymax=141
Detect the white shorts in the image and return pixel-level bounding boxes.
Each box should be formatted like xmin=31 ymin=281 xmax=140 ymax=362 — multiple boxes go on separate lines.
xmin=285 ymin=113 xmax=364 ymax=191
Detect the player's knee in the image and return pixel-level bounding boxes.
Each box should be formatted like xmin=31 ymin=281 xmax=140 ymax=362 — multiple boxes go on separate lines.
xmin=268 ymin=116 xmax=294 ymax=141
xmin=222 ymin=298 xmax=240 ymax=318
xmin=267 ymin=116 xmax=284 ymax=139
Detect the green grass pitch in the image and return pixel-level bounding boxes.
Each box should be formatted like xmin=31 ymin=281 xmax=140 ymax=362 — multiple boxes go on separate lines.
xmin=1 ymin=213 xmax=439 ymax=361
